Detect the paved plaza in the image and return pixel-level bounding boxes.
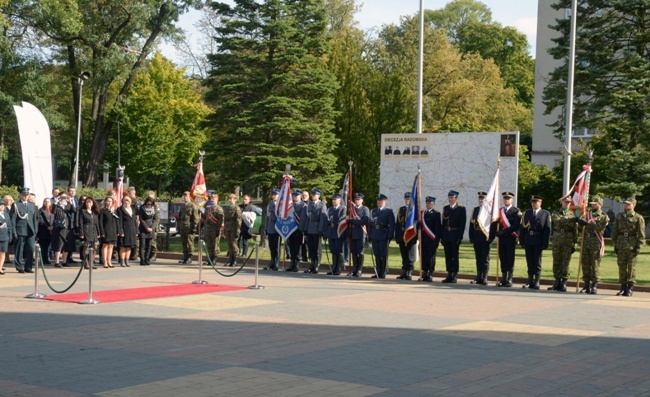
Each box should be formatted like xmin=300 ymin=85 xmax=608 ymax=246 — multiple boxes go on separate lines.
xmin=1 ymin=258 xmax=650 ymax=397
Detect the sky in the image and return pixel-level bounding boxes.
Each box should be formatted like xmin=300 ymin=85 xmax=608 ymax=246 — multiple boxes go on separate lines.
xmin=163 ymin=0 xmax=539 ymax=67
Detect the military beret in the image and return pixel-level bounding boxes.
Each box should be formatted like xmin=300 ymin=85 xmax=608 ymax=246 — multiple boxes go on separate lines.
xmin=478 ymin=191 xmax=487 ymax=198
xmin=623 ymin=197 xmax=637 ymax=204
xmin=332 ymin=193 xmax=342 ymax=199
xmin=502 ymin=192 xmax=515 ymax=198
xmin=404 ymin=192 xmax=412 ymax=198
xmin=311 ymin=188 xmax=322 ymax=195
xmin=0 ymin=199 xmax=5 ymax=205
xmin=18 ymin=187 xmax=29 ymax=195
xmin=354 ymin=193 xmax=365 ymax=199
xmin=448 ymin=190 xmax=459 ymax=197
xmin=589 ymin=196 xmax=603 ymax=205
xmin=531 ymin=195 xmax=543 ymax=202
xmin=425 ymin=196 xmax=436 ymax=203
xmin=377 ymin=193 xmax=388 ymax=201
xmin=271 ymin=189 xmax=280 ymax=195
xmin=292 ymin=189 xmax=302 ymax=196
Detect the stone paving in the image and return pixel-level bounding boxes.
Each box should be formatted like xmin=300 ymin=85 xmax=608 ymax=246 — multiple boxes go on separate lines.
xmin=1 ymin=258 xmax=650 ymax=396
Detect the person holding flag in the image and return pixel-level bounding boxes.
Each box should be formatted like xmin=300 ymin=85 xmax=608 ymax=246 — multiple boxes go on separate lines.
xmin=420 ymin=196 xmax=441 ymax=282
xmin=612 ymin=197 xmax=645 ymax=297
xmin=441 ymin=190 xmax=466 ymax=283
xmin=496 ymin=192 xmax=521 ymax=287
xmin=369 ymin=194 xmax=395 ymax=279
xmin=519 ymin=195 xmax=551 ymax=290
xmin=549 ymin=197 xmax=578 ymax=292
xmin=469 ymin=192 xmax=495 ymax=285
xmin=286 ymin=190 xmax=305 ymax=272
xmin=264 ymin=189 xmax=280 ymax=271
xmin=204 ymin=193 xmax=224 ymax=265
xmin=300 ymin=188 xmax=327 ymax=274
xmin=349 ymin=193 xmax=370 ymax=277
xmin=324 ymin=193 xmax=347 ymax=275
xmin=576 ymin=196 xmax=608 ymax=294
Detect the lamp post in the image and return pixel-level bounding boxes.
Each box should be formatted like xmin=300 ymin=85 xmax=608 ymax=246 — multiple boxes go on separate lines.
xmin=74 ymin=71 xmax=91 ymax=189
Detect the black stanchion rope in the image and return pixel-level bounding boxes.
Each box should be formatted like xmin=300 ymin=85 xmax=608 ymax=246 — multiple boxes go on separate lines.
xmin=202 ymin=240 xmax=255 ymax=277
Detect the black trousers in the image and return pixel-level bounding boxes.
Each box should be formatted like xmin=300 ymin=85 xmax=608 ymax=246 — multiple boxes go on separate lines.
xmin=268 ymin=233 xmax=280 ymax=261
xmin=473 ymin=241 xmax=491 ymax=274
xmin=524 ymin=245 xmax=543 ymax=275
xmin=307 ymin=233 xmax=322 ymax=265
xmin=139 ymin=237 xmax=152 ymax=263
xmin=398 ymin=240 xmax=417 ymax=271
xmin=288 ymin=231 xmax=303 ymax=261
xmin=499 ymin=243 xmax=516 ymax=273
xmin=421 ymin=239 xmax=438 ymax=272
xmin=442 ymin=241 xmax=460 ymax=273
xmin=14 ymin=234 xmax=35 ymax=271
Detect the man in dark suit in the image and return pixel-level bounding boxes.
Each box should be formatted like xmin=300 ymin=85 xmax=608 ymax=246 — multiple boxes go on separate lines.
xmin=369 ymin=194 xmax=395 ymax=279
xmin=11 ymin=187 xmax=38 ymax=273
xmin=66 ymin=186 xmax=79 ymax=264
xmin=441 ymin=190 xmax=466 ymax=283
xmin=469 ymin=192 xmax=495 ymax=285
xmin=420 ymin=196 xmax=442 ymax=282
xmin=496 ymin=192 xmax=521 ymax=287
xmin=519 ymin=195 xmax=552 ymax=290
xmin=395 ymin=192 xmax=417 ymax=280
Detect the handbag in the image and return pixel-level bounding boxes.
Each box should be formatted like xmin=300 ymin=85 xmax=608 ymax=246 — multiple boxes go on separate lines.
xmin=53 ymin=218 xmax=67 ymax=229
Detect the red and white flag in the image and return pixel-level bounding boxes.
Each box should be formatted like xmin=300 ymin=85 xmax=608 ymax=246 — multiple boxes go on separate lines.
xmin=191 ymin=161 xmax=208 ymax=201
xmin=478 ymin=168 xmax=500 ymax=239
xmin=560 ymin=164 xmax=592 ymax=209
xmin=114 ymin=168 xmax=124 ymax=209
xmin=337 ymin=172 xmax=350 ymax=238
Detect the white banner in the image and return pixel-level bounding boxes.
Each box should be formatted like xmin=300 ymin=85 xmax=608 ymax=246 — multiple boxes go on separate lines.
xmin=13 ymin=102 xmax=53 ymax=202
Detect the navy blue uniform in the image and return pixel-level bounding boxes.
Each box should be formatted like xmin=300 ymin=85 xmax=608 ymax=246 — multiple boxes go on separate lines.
xmin=420 ymin=208 xmax=442 ymax=280
xmin=469 ymin=206 xmax=495 ymax=284
xmin=497 ymin=206 xmax=521 ymax=286
xmin=519 ymin=208 xmax=551 ymax=288
xmin=324 ymin=205 xmax=346 ymax=275
xmin=11 ymin=200 xmax=38 ymax=272
xmin=369 ymin=207 xmax=395 ymax=278
xmin=350 ymin=204 xmax=369 ymax=276
xmin=395 ymin=205 xmax=417 ymax=275
xmin=286 ymin=200 xmax=305 ymax=272
xmin=441 ymin=204 xmax=466 ymax=280
xmin=264 ymin=201 xmax=280 ymax=270
xmin=300 ymin=200 xmax=327 ymax=272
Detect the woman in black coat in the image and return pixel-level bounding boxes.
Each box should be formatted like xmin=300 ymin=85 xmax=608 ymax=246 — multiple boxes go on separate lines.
xmin=99 ymin=196 xmax=121 ymax=268
xmin=117 ymin=196 xmax=138 ymax=267
xmin=51 ymin=194 xmax=75 ymax=268
xmin=77 ymin=197 xmax=100 ymax=269
xmin=0 ymin=199 xmax=14 ymax=275
xmin=138 ymin=197 xmax=158 ymax=266
xmin=38 ymin=198 xmax=54 ymax=264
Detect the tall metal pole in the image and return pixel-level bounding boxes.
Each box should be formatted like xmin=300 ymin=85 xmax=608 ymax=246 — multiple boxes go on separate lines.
xmin=563 ymin=0 xmax=579 ymax=195
xmin=74 ymin=79 xmax=84 ymax=189
xmin=117 ymin=120 xmax=121 ymax=166
xmin=416 ymin=0 xmax=425 ymax=134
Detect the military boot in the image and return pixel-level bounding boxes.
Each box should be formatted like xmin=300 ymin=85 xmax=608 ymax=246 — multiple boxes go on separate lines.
xmin=450 ymin=272 xmax=458 ymax=283
xmin=378 ymin=258 xmax=386 ymax=279
xmin=421 ymin=270 xmax=432 ymax=282
xmin=504 ymin=272 xmax=513 ymax=287
xmin=356 ymin=255 xmax=364 ymax=277
xmin=623 ymin=285 xmax=633 ymax=297
xmin=230 ymin=256 xmax=237 ymax=268
xmin=396 ymin=268 xmax=407 ymax=279
xmin=522 ymin=275 xmax=533 ymax=289
xmin=498 ymin=272 xmax=507 ymax=287
xmin=404 ymin=270 xmax=412 ymax=281
xmin=557 ymin=278 xmax=567 ymax=292
xmin=441 ymin=272 xmax=453 ymax=283
xmin=616 ymin=283 xmax=627 ymax=296
xmin=478 ymin=271 xmax=488 ymax=285
xmin=590 ymin=282 xmax=598 ymax=295
xmin=531 ymin=274 xmax=540 ymax=290
xmin=547 ymin=278 xmax=559 ymax=291
xmin=470 ymin=272 xmax=481 ymax=284
xmin=579 ymin=282 xmax=591 ymax=294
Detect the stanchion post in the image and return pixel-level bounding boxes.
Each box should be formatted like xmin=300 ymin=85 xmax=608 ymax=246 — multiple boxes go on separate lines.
xmin=25 ymin=244 xmax=46 ymax=299
xmin=193 ymin=239 xmax=208 ymax=284
xmin=80 ymin=245 xmax=100 ymax=304
xmin=249 ymin=243 xmax=265 ymax=290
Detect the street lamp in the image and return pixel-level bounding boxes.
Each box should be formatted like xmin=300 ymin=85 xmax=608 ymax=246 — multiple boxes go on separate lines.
xmin=74 ymin=71 xmax=91 ymax=189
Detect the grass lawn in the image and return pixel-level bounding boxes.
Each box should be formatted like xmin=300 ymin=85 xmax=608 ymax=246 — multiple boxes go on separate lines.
xmin=158 ymin=235 xmax=649 ymax=286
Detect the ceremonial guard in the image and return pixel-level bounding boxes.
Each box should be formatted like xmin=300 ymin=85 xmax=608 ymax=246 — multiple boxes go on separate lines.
xmin=224 ymin=193 xmax=242 ymax=267
xmin=286 ymin=190 xmax=305 ymax=272
xmin=519 ymin=195 xmax=551 ymax=290
xmin=11 ymin=187 xmax=38 ymax=273
xmin=178 ymin=191 xmax=199 ymax=264
xmin=204 ymin=193 xmax=224 ymax=265
xmin=395 ymin=192 xmax=418 ymax=280
xmin=576 ymin=196 xmax=608 ymax=294
xmin=612 ymin=197 xmax=645 ymax=297
xmin=441 ymin=190 xmax=466 ymax=283
xmin=369 ymin=194 xmax=395 ymax=279
xmin=324 ymin=193 xmax=346 ymax=275
xmin=146 ymin=191 xmax=161 ymax=262
xmin=349 ymin=193 xmax=370 ymax=277
xmin=420 ymin=196 xmax=441 ymax=282
xmin=496 ymin=192 xmax=520 ymax=287
xmin=300 ymin=188 xmax=327 ymax=274
xmin=468 ymin=192 xmax=494 ymax=285
xmin=549 ymin=197 xmax=578 ymax=292
xmin=264 ymin=189 xmax=280 ymax=271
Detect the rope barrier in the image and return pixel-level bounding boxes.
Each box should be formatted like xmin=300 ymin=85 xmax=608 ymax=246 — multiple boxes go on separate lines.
xmin=202 ymin=240 xmax=254 ymax=277
xmin=40 ymin=253 xmax=85 ymax=294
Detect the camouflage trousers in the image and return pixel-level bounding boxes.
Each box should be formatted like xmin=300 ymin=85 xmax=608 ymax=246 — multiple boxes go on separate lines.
xmin=581 ymin=247 xmax=602 ymax=283
xmin=225 ymin=231 xmax=239 ymax=258
xmin=617 ymin=249 xmax=637 ymax=285
xmin=180 ymin=228 xmax=194 ymax=257
xmin=551 ymin=243 xmax=573 ymax=278
xmin=205 ymin=225 xmax=220 ymax=260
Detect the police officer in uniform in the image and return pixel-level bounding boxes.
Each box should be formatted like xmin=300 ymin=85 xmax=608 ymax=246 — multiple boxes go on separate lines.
xmin=519 ymin=195 xmax=551 ymax=290
xmin=612 ymin=197 xmax=645 ymax=297
xmin=468 ymin=192 xmax=494 ymax=285
xmin=369 ymin=194 xmax=395 ymax=279
xmin=286 ymin=190 xmax=305 ymax=272
xmin=549 ymin=196 xmax=578 ymax=292
xmin=324 ymin=193 xmax=346 ymax=275
xmin=178 ymin=191 xmax=199 ymax=264
xmin=300 ymin=188 xmax=327 ymax=274
xmin=224 ymin=193 xmax=242 ymax=267
xmin=11 ymin=187 xmax=38 ymax=273
xmin=577 ymin=196 xmax=608 ymax=294
xmin=496 ymin=192 xmax=520 ymax=287
xmin=395 ymin=192 xmax=418 ymax=280
xmin=420 ymin=196 xmax=441 ymax=282
xmin=204 ymin=192 xmax=224 ymax=265
xmin=441 ymin=190 xmax=466 ymax=283
xmin=349 ymin=193 xmax=370 ymax=277
xmin=264 ymin=189 xmax=280 ymax=270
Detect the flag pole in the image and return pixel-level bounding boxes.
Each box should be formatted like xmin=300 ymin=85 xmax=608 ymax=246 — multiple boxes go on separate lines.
xmin=347 ymin=160 xmax=354 ymax=276
xmin=575 ymin=151 xmax=594 ymax=292
xmin=417 ymin=164 xmax=422 ymax=279
xmin=495 ymin=158 xmax=501 ymax=286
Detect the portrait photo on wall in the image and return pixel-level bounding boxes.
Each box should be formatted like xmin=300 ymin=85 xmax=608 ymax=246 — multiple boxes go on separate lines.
xmin=500 ymin=134 xmax=516 ymax=157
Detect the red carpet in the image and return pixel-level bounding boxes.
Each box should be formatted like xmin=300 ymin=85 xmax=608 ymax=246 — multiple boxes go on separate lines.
xmin=44 ymin=284 xmax=247 ymax=303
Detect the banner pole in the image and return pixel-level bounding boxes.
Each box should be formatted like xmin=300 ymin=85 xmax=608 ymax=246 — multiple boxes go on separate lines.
xmin=417 ymin=166 xmax=423 ymax=280
xmin=575 ymin=151 xmax=593 ymax=292
xmin=80 ymin=245 xmax=100 ymax=304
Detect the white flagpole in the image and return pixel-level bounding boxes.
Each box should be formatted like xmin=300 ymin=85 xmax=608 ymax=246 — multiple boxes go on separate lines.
xmin=416 ymin=0 xmax=424 ymax=134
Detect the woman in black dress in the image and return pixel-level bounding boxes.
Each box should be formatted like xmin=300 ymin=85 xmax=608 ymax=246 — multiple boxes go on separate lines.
xmin=0 ymin=199 xmax=14 ymax=275
xmin=99 ymin=196 xmax=121 ymax=268
xmin=117 ymin=196 xmax=138 ymax=267
xmin=38 ymin=198 xmax=54 ymax=264
xmin=52 ymin=194 xmax=75 ymax=268
xmin=77 ymin=197 xmax=100 ymax=269
xmin=138 ymin=197 xmax=157 ymax=266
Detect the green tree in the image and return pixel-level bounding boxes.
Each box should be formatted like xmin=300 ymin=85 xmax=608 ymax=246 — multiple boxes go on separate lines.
xmin=204 ymin=0 xmax=340 ymax=226
xmin=424 ymin=0 xmax=492 ymax=43
xmin=107 ymin=53 xmax=210 ymax=193
xmin=544 ymin=0 xmax=650 ymax=202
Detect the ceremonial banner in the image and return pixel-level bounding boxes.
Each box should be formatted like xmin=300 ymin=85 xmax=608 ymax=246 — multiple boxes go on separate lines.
xmin=337 ymin=172 xmax=350 ymax=238
xmin=478 ymin=168 xmax=500 ymax=239
xmin=114 ymin=167 xmax=124 ymax=209
xmin=275 ymin=175 xmax=297 ymax=240
xmin=404 ymin=174 xmax=419 ymax=243
xmin=13 ymin=102 xmax=53 ymax=201
xmin=190 ymin=160 xmax=208 ymax=206
xmin=560 ymin=164 xmax=592 ymax=214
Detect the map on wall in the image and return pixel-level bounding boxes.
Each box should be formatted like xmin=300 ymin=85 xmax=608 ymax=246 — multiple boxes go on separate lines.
xmin=380 ymin=132 xmax=519 ymax=240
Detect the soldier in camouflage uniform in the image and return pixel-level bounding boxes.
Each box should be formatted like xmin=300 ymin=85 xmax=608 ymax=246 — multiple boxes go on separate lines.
xmin=224 ymin=193 xmax=242 ymax=267
xmin=611 ymin=197 xmax=645 ymax=297
xmin=146 ymin=191 xmax=161 ymax=262
xmin=178 ymin=191 xmax=199 ymax=264
xmin=204 ymin=193 xmax=224 ymax=264
xmin=576 ymin=196 xmax=609 ymax=294
xmin=549 ymin=197 xmax=578 ymax=292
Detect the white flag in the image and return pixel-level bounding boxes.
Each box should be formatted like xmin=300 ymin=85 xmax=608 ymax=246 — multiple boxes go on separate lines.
xmin=477 ymin=168 xmax=500 ymax=239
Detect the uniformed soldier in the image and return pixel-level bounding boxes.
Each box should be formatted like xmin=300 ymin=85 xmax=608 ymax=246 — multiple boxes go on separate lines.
xmin=519 ymin=195 xmax=551 ymax=290
xmin=576 ymin=196 xmax=608 ymax=294
xmin=420 ymin=196 xmax=442 ymax=282
xmin=549 ymin=197 xmax=578 ymax=292
xmin=178 ymin=191 xmax=199 ymax=264
xmin=286 ymin=190 xmax=305 ymax=272
xmin=441 ymin=190 xmax=466 ymax=283
xmin=204 ymin=193 xmax=224 ymax=265
xmin=468 ymin=192 xmax=494 ymax=285
xmin=128 ymin=186 xmax=142 ymax=262
xmin=350 ymin=193 xmax=370 ymax=277
xmin=300 ymin=190 xmax=310 ymax=262
xmin=611 ymin=197 xmax=645 ymax=297
xmin=264 ymin=189 xmax=280 ymax=271
xmin=324 ymin=193 xmax=346 ymax=275
xmin=300 ymin=188 xmax=327 ymax=274
xmin=496 ymin=192 xmax=521 ymax=287
xmin=224 ymin=193 xmax=243 ymax=267
xmin=11 ymin=187 xmax=37 ymax=273
xmin=395 ymin=192 xmax=418 ymax=280
xmin=369 ymin=194 xmax=395 ymax=279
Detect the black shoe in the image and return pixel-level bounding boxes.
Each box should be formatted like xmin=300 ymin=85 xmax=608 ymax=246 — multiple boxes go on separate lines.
xmin=396 ymin=270 xmax=407 ymax=280
xmin=589 ymin=282 xmax=598 ymax=295
xmin=54 ymin=262 xmax=62 ymax=268
xmin=18 ymin=269 xmax=25 ymax=273
xmin=124 ymin=261 xmax=131 ymax=267
xmin=531 ymin=274 xmax=540 ymax=290
xmin=623 ymin=285 xmax=633 ymax=297
xmin=449 ymin=272 xmax=457 ymax=283
xmin=66 ymin=259 xmax=78 ymax=264
xmin=579 ymin=283 xmax=591 ymax=294
xmin=548 ymin=278 xmax=559 ymax=291
xmin=25 ymin=269 xmax=34 ymax=273
xmin=557 ymin=278 xmax=567 ymax=292
xmin=441 ymin=272 xmax=452 ymax=283
xmin=616 ymin=283 xmax=627 ymax=296
xmin=522 ymin=275 xmax=533 ymax=289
